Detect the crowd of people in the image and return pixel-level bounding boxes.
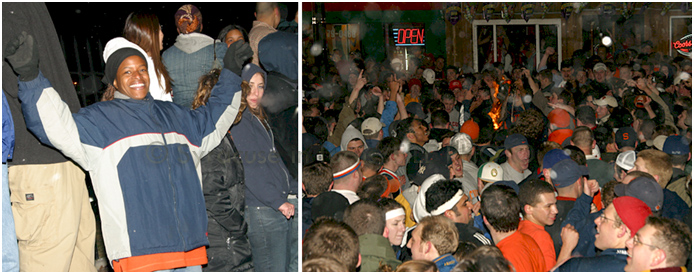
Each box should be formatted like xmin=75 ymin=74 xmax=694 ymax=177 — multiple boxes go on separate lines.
xmin=3 ymin=2 xmax=298 ymax=272
xmin=301 ymin=25 xmax=692 ymax=271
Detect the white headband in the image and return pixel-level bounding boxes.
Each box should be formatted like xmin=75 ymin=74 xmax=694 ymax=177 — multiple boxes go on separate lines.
xmin=430 ymin=190 xmax=465 ymax=216
xmin=386 ymin=208 xmax=406 ymax=220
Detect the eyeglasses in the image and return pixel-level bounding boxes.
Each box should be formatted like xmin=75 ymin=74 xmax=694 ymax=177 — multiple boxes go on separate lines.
xmin=633 ymin=234 xmax=661 ymax=250
xmin=599 ymin=213 xmax=618 ymax=224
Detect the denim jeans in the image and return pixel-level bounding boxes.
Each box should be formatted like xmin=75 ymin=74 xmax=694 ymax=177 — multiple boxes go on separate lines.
xmin=154 ymin=265 xmax=202 ymax=272
xmin=246 ymin=197 xmax=298 ymax=272
xmin=2 ymin=163 xmax=19 ymax=272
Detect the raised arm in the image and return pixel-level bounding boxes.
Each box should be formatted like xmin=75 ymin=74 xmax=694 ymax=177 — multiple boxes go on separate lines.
xmin=7 ymin=32 xmax=92 ymax=168
xmin=196 ymin=41 xmax=251 ymax=157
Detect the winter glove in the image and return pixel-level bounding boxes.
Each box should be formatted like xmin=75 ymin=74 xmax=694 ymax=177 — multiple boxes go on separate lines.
xmin=4 ymin=31 xmax=39 ymax=82
xmin=223 ymin=40 xmax=253 ymax=77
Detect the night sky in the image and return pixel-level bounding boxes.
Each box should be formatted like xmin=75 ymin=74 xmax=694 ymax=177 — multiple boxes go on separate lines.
xmin=45 ymin=2 xmax=297 ymax=72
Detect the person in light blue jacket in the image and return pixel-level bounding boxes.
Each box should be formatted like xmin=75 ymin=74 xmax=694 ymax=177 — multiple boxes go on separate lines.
xmin=2 ymin=91 xmax=18 ymax=272
xmin=162 ymin=4 xmax=227 ymax=109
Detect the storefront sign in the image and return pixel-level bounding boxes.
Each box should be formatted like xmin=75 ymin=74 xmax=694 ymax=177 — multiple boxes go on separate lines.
xmin=393 ymin=27 xmax=425 ymax=46
xmin=674 ymin=34 xmax=692 ymax=57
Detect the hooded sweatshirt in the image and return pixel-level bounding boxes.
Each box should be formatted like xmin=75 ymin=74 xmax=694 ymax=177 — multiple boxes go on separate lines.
xmin=340 ymin=124 xmax=368 ymax=152
xmin=162 ymin=33 xmax=226 ymax=108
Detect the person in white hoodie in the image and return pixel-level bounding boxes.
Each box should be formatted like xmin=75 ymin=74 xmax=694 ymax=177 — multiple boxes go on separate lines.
xmin=103 ymin=12 xmax=173 ymax=102
xmin=162 ymin=4 xmax=227 ymax=108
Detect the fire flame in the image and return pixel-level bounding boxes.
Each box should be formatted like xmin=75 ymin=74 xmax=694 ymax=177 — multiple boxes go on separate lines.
xmin=488 ymin=81 xmax=502 ymax=130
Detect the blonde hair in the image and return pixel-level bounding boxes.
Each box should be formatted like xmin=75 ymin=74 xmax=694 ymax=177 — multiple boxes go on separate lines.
xmin=637 ymin=149 xmax=673 ymax=187
xmin=418 ymin=215 xmax=459 ymax=255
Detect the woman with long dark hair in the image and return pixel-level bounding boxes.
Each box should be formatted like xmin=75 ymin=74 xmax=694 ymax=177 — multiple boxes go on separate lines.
xmin=123 ymin=12 xmax=173 ymax=101
xmin=230 ymin=63 xmax=298 ymax=272
xmin=102 ymin=12 xmax=173 ymax=102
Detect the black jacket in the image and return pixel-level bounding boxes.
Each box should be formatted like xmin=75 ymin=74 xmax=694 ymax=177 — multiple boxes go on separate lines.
xmin=201 ymin=133 xmax=253 ymax=272
xmin=3 ymin=2 xmax=81 ymax=165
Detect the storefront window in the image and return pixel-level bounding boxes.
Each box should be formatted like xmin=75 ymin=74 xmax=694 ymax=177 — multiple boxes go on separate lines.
xmin=473 ymin=19 xmax=562 ymax=73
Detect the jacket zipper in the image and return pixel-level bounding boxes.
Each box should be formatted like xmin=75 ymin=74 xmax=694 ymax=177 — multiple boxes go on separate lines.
xmin=152 ymin=100 xmax=186 ymax=250
xmin=254 ymin=115 xmax=291 ymax=194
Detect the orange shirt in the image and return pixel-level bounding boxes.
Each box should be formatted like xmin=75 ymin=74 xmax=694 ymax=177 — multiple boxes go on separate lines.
xmin=497 ymin=230 xmax=546 ymax=272
xmin=518 ymin=220 xmax=556 ymax=271
xmin=112 ymin=246 xmax=207 ymax=272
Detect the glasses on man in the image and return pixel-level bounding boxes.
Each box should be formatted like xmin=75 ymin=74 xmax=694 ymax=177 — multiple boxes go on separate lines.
xmin=633 ymin=234 xmax=661 ymax=250
xmin=599 ymin=213 xmax=618 ymax=224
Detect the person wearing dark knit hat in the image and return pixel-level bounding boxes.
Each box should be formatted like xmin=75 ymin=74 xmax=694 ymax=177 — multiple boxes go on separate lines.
xmin=7 ymin=31 xmax=249 ymax=271
xmin=556 ymin=196 xmax=652 ymax=272
xmin=163 ymin=4 xmax=229 ymax=109
xmin=501 ymin=133 xmax=531 ymax=184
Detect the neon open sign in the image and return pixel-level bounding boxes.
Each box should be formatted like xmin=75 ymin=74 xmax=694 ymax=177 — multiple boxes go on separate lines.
xmin=393 ymin=28 xmax=425 ymax=46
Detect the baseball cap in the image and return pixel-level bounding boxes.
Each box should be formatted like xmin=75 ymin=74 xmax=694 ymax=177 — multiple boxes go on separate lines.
xmin=548 ymin=109 xmax=574 ymax=129
xmin=311 ymin=191 xmax=350 ymax=222
xmin=412 ymin=155 xmax=450 ymax=186
xmin=614 ymin=176 xmax=663 ymax=212
xmin=662 ymin=135 xmax=691 ymax=155
xmin=405 ymin=102 xmax=427 ymax=120
xmin=615 ymin=127 xmax=638 ymax=149
xmin=460 ymin=120 xmax=480 ymax=141
xmin=612 ymin=196 xmax=653 ymax=237
xmin=423 ymin=69 xmax=435 ymax=84
xmin=361 ymin=117 xmax=385 ymax=136
xmin=431 ymin=146 xmax=458 ymax=167
xmin=450 ymin=133 xmax=473 ymax=155
xmin=653 ymin=135 xmax=668 ymax=151
xmin=542 ymin=149 xmax=571 ymax=170
xmin=615 ymin=150 xmax=637 ymax=170
xmin=449 ymin=80 xmax=462 ymax=91
xmin=592 ymin=95 xmax=618 ymax=107
xmin=593 ymin=62 xmax=608 ymax=72
xmin=551 ymin=159 xmax=589 ymax=188
xmin=478 ymin=162 xmax=503 ymax=183
xmin=504 ymin=134 xmax=528 ymax=150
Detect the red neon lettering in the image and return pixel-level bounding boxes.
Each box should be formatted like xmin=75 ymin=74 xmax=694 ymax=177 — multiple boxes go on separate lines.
xmin=396 ymin=28 xmax=424 ymax=45
xmin=397 ymin=29 xmax=407 ymax=44
xmin=673 ymin=40 xmax=692 ymax=51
